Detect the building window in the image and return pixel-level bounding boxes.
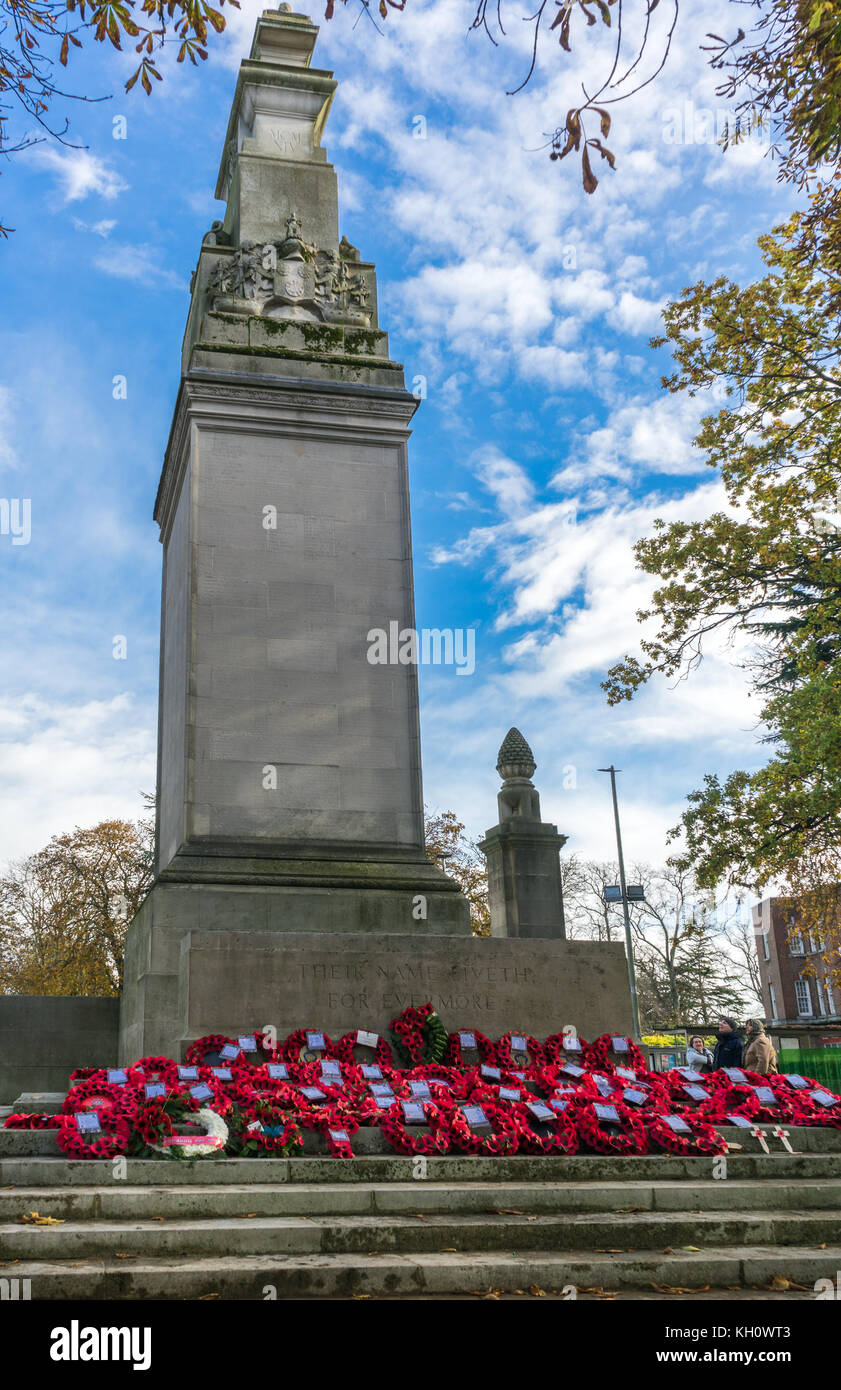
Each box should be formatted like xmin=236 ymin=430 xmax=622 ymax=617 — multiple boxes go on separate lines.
xmin=789 ymin=932 xmax=805 ymax=956
xmin=825 ymin=977 xmax=837 ymax=1016
xmin=768 ymin=982 xmax=777 ymax=1019
xmin=815 ymin=977 xmax=826 ymax=1016
xmin=795 ymin=979 xmax=813 ymax=1016
xmin=762 ymin=932 xmax=770 ymax=962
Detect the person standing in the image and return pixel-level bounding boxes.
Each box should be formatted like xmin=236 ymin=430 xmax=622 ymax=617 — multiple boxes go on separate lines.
xmin=712 ymin=1017 xmax=744 ymax=1070
xmin=686 ymin=1035 xmax=714 ymax=1072
xmin=743 ymin=1017 xmax=778 ymax=1075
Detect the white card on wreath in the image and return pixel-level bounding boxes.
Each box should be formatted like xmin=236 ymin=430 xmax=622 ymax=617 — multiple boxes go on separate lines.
xmin=356 ymin=1030 xmax=379 ymax=1049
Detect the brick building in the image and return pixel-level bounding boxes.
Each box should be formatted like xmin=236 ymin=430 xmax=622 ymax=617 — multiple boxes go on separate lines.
xmin=752 ymin=895 xmax=841 ymax=1051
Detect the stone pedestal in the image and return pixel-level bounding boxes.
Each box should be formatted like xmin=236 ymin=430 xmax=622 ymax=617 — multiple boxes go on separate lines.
xmin=173 ymin=931 xmax=633 ymax=1057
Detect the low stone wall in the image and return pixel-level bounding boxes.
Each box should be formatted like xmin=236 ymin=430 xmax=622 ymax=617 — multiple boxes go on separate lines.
xmin=156 ymin=929 xmax=634 ymax=1061
xmin=0 ymin=996 xmax=120 ymax=1103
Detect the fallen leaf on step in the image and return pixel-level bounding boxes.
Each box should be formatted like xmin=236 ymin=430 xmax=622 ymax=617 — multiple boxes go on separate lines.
xmin=650 ymin=1282 xmax=710 ymax=1295
xmin=764 ymin=1275 xmax=810 ymax=1292
xmin=352 ymin=1294 xmax=371 ymax=1300
xmin=660 ymin=1247 xmax=675 ymax=1254
xmin=812 ymin=1244 xmax=827 ymax=1250
xmin=529 ymin=1285 xmax=546 ymax=1298
xmin=149 ymin=1216 xmax=166 ymax=1222
xmin=17 ymin=1212 xmax=64 ymax=1225
xmin=440 ymin=1248 xmax=458 ymax=1253
xmin=198 ymin=1293 xmax=220 ymax=1300
xmin=411 ymin=1213 xmax=426 ymax=1220
xmin=492 ymin=1208 xmax=527 ymax=1215
xmin=682 ymin=1245 xmax=701 ymax=1252
xmin=240 ymin=1213 xmax=258 ymax=1219
xmin=595 ymin=1247 xmax=626 ymax=1253
xmin=617 ymin=1207 xmax=645 ymax=1214
xmin=595 ymin=1293 xmax=618 ymax=1300
xmin=114 ymin=1253 xmax=136 ymax=1260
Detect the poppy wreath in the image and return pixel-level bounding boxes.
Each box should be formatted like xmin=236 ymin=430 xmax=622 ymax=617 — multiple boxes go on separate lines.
xmin=795 ymin=1092 xmax=841 ymax=1128
xmin=646 ymin=1110 xmax=728 ymax=1157
xmin=511 ymin=1101 xmax=579 ymax=1155
xmin=56 ymin=1111 xmax=131 ymax=1161
xmin=68 ymin=1066 xmax=102 ymax=1083
xmin=696 ymin=1084 xmax=761 ymax=1125
xmin=131 ymin=1056 xmax=179 ymax=1085
xmin=61 ymin=1079 xmax=140 ymax=1122
xmin=389 ymin=1003 xmax=448 ymax=1067
xmin=443 ymin=1028 xmax=497 ymax=1069
xmin=230 ymin=1104 xmax=303 ymax=1157
xmin=344 ymin=1062 xmax=401 ymax=1095
xmin=218 ymin=1030 xmax=280 ymax=1069
xmin=280 ymin=1029 xmax=338 ymax=1065
xmin=449 ymin=1099 xmax=519 ymax=1155
xmin=750 ymin=1087 xmax=800 ymax=1124
xmin=3 ymin=1112 xmax=65 ymax=1129
xmin=405 ymin=1063 xmax=469 ymax=1102
xmin=661 ymin=1071 xmax=717 ymax=1107
xmin=290 ymin=1084 xmax=354 ymax=1127
xmin=335 ymin=1030 xmax=395 ymax=1069
xmin=229 ymin=1077 xmax=293 ymax=1112
xmin=299 ymin=1060 xmax=361 ymax=1098
xmin=495 ymin=1031 xmax=546 ymax=1070
xmin=306 ymin=1108 xmax=361 ymax=1158
xmin=68 ymin=1065 xmax=146 ymax=1089
xmin=354 ymin=1091 xmax=401 ymax=1124
xmin=147 ymin=1107 xmax=229 ymax=1159
xmin=184 ymin=1034 xmax=238 ymax=1067
xmin=129 ymin=1092 xmax=199 ymax=1154
xmin=249 ymin=1060 xmax=306 ymax=1088
xmin=574 ymin=1099 xmax=649 ymax=1156
xmin=379 ymin=1100 xmax=453 ymax=1155
xmin=544 ymin=1033 xmax=589 ymax=1065
xmin=583 ymin=1034 xmax=648 ymax=1073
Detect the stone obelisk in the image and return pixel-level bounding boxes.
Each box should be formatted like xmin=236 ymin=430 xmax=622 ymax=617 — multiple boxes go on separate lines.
xmin=119 ymin=7 xmax=469 ymax=1060
xmin=119 ymin=7 xmax=633 ymax=1060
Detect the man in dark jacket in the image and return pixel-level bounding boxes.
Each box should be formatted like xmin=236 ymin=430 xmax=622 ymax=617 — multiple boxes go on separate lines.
xmin=712 ymin=1017 xmax=744 ymax=1070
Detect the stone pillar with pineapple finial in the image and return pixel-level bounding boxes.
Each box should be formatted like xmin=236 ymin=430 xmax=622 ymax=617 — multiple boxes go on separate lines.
xmin=479 ymin=728 xmax=567 ymax=939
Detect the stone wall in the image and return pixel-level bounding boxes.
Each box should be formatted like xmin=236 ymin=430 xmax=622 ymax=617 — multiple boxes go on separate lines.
xmin=0 ymin=997 xmax=120 ymax=1103
xmin=176 ymin=930 xmax=634 ymax=1053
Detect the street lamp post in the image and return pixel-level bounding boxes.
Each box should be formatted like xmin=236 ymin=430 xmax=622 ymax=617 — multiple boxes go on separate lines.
xmin=598 ymin=764 xmax=643 ymax=1042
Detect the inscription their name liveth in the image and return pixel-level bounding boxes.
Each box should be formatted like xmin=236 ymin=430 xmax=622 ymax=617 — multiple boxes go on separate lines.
xmin=183 ymin=932 xmax=634 ymax=1043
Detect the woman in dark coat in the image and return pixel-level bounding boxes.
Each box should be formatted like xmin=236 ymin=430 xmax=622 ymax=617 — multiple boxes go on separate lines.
xmin=712 ymin=1017 xmax=744 ymax=1070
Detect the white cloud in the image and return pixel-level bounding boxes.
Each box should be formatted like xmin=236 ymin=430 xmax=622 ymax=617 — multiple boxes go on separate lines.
xmin=0 ymin=694 xmax=155 ymax=868
xmin=72 ymin=217 xmax=117 ymax=238
xmin=29 ymin=147 xmax=128 ymax=205
xmin=92 ymin=243 xmax=187 ymax=291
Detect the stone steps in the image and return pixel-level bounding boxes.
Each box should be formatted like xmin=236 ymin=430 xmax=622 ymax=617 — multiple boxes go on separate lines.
xmin=3 ymin=1246 xmax=840 ymax=1301
xmin=2 ymin=1121 xmax=840 ymax=1159
xmin=3 ymin=1149 xmax=841 ymax=1187
xmin=1 ymin=1130 xmax=838 ymax=1298
xmin=2 ymin=1207 xmax=840 ymax=1262
xmin=2 ymin=1176 xmax=840 ymax=1220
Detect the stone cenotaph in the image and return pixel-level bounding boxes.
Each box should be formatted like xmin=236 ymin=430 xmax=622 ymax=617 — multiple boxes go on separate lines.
xmin=119 ymin=8 xmax=632 ymax=1060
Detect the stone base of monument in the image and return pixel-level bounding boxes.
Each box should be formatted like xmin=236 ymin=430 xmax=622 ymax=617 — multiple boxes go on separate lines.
xmin=120 ymin=924 xmax=634 ymax=1060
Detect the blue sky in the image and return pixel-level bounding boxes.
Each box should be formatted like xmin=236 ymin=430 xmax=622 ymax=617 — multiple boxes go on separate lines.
xmin=0 ymin=1 xmax=795 ymax=874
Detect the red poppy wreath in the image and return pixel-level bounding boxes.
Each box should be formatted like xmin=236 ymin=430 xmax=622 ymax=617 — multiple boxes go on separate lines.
xmin=574 ymin=1099 xmax=648 ymax=1156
